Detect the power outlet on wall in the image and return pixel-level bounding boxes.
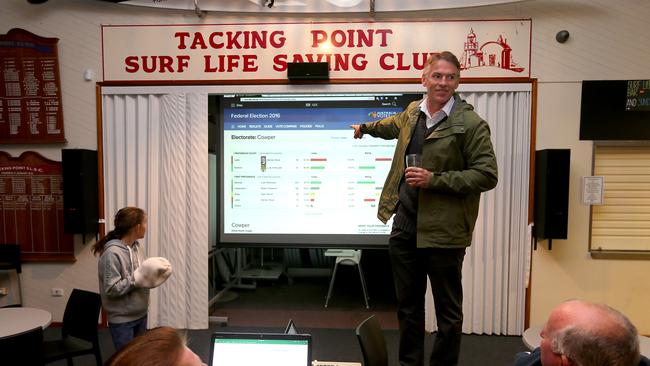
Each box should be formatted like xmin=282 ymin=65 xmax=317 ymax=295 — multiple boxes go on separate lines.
xmin=51 ymin=288 xmax=64 ymax=297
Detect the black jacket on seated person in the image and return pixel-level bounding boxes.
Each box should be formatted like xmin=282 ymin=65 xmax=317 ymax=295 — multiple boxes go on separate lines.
xmin=513 ymin=347 xmax=650 ymax=366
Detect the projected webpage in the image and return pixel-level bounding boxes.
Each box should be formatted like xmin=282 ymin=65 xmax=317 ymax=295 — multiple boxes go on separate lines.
xmin=221 ymin=93 xmax=420 ymax=238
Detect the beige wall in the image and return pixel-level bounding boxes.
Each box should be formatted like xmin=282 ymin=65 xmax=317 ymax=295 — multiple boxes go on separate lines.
xmin=2 ymin=0 xmax=649 ymax=332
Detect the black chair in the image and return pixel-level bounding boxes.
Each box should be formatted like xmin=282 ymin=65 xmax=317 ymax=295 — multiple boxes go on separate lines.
xmin=355 ymin=315 xmax=388 ymax=366
xmin=0 ymin=244 xmax=23 ymax=307
xmin=43 ymin=288 xmax=102 ymax=366
xmin=0 ymin=326 xmax=45 ymax=366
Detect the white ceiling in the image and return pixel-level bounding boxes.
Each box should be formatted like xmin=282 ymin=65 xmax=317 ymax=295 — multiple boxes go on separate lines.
xmin=116 ymin=0 xmax=530 ymax=14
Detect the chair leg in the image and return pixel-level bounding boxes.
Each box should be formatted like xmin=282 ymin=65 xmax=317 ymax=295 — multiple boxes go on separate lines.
xmin=94 ymin=348 xmax=103 ymax=366
xmin=357 ymin=262 xmax=370 ymax=309
xmin=324 ymin=262 xmax=340 ymax=308
xmin=66 ymin=357 xmax=74 ymax=366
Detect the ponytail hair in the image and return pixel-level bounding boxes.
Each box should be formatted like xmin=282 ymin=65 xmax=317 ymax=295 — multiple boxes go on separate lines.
xmin=92 ymin=207 xmax=146 ymax=256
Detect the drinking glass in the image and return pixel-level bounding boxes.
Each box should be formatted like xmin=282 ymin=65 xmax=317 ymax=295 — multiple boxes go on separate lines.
xmin=405 ymin=154 xmax=421 ymax=167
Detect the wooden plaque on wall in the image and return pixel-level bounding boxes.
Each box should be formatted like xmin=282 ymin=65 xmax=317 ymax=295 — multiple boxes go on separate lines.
xmin=0 ymin=151 xmax=74 ymax=261
xmin=0 ymin=28 xmax=65 ymax=144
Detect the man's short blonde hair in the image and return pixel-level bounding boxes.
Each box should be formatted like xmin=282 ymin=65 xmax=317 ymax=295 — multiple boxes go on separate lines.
xmin=424 ymin=51 xmax=461 ymax=76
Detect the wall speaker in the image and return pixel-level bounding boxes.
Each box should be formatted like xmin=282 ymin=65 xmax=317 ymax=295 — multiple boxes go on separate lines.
xmin=287 ymin=62 xmax=329 ymax=81
xmin=62 ymin=149 xmax=99 ymax=238
xmin=534 ymin=149 xmax=571 ymax=241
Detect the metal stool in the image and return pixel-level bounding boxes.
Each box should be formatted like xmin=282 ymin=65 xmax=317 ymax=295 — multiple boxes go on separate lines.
xmin=324 ymin=249 xmax=369 ymax=309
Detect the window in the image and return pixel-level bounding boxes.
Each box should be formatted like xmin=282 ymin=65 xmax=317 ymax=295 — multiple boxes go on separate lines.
xmin=590 ymin=143 xmax=650 ymax=257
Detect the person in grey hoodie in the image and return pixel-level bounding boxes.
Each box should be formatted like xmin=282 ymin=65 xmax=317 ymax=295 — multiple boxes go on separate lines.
xmin=93 ymin=207 xmax=149 ymax=350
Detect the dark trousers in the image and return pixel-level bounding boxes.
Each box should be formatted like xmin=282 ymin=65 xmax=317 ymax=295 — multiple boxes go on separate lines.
xmin=389 ymin=227 xmax=466 ymax=366
xmin=109 ymin=315 xmax=148 ymax=350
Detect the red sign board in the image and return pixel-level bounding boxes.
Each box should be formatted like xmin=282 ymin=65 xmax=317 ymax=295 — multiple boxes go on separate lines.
xmin=0 ymin=151 xmax=73 ymax=260
xmin=0 ymin=28 xmax=65 ymax=144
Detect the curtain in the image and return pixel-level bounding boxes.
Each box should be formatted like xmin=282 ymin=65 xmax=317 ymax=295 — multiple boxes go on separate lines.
xmin=101 ymin=92 xmax=209 ymax=329
xmin=425 ymin=89 xmax=531 ymax=335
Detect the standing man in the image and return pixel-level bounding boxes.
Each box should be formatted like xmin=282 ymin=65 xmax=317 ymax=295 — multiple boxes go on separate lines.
xmin=351 ymin=51 xmax=498 ymax=366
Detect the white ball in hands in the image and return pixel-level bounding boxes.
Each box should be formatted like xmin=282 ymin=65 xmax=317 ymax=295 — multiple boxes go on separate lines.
xmin=134 ymin=257 xmax=172 ymax=288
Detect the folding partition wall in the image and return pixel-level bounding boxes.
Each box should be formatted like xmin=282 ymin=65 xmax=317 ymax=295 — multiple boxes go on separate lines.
xmin=101 ymin=91 xmax=209 ymax=328
xmin=101 ymin=83 xmax=531 ymax=334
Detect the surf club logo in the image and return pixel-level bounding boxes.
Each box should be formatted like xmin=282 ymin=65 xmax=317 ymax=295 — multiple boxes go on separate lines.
xmin=459 ymin=28 xmax=525 ymax=73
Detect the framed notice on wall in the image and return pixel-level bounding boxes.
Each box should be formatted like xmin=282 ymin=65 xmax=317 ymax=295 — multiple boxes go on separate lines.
xmin=0 ymin=28 xmax=65 ymax=144
xmin=0 ymin=151 xmax=74 ymax=261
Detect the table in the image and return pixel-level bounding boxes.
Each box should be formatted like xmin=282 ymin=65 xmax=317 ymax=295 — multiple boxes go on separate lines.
xmin=522 ymin=325 xmax=542 ymax=350
xmin=523 ymin=325 xmax=650 ymax=358
xmin=0 ymin=307 xmax=52 ymax=338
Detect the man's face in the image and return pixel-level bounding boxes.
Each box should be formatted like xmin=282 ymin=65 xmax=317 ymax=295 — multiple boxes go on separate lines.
xmin=539 ymin=307 xmax=569 ymax=366
xmin=421 ymin=59 xmax=460 ymax=107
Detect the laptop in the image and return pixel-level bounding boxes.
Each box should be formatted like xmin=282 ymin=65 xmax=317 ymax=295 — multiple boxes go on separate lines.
xmin=284 ymin=319 xmax=298 ymax=335
xmin=209 ymin=332 xmax=312 ymax=366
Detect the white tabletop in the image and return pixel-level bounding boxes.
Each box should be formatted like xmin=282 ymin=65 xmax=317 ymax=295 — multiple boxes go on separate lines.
xmin=522 ymin=325 xmax=542 ymax=350
xmin=0 ymin=307 xmax=52 ymax=338
xmin=523 ymin=325 xmax=650 ymax=358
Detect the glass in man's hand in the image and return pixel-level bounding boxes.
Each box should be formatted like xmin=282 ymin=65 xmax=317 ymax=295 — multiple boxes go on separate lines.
xmin=405 ymin=154 xmax=421 ymax=168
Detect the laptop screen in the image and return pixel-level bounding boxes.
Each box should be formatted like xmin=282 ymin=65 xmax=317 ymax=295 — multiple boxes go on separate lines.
xmin=209 ymin=332 xmax=311 ymax=366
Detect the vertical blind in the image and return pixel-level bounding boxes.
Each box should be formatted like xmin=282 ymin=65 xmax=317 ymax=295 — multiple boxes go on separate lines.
xmin=102 ymin=92 xmax=209 ymax=329
xmin=425 ymin=89 xmax=531 ymax=335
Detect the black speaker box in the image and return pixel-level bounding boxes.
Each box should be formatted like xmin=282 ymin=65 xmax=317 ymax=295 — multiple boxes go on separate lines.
xmin=62 ymin=149 xmax=99 ymax=237
xmin=287 ymin=62 xmax=329 ymax=81
xmin=534 ymin=149 xmax=570 ymax=240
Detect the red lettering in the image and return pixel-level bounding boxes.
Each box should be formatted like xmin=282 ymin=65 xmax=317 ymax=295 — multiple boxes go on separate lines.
xmin=226 ymin=32 xmax=243 ymax=49
xmin=351 ymin=54 xmax=367 ymax=71
xmin=309 ymin=29 xmax=394 ymax=48
xmin=226 ymin=55 xmax=239 ymax=71
xmin=178 ymin=31 xmax=286 ymax=50
xmin=412 ymin=53 xmax=429 ymax=70
xmin=273 ymin=55 xmax=288 ymax=71
xmin=126 ymin=56 xmax=192 ymax=73
xmin=204 ymin=55 xmax=217 ymax=72
xmin=305 ymin=54 xmax=329 ymax=63
xmin=395 ymin=53 xmax=409 ymax=71
xmin=270 ymin=31 xmax=286 ymax=48
xmin=141 ymin=56 xmax=157 ymax=73
xmin=375 ymin=29 xmax=392 ymax=47
xmin=250 ymin=31 xmax=266 ymax=48
xmin=209 ymin=32 xmax=224 ymax=49
xmin=381 ymin=52 xmax=430 ymax=71
xmin=379 ymin=53 xmax=394 ymax=70
xmin=290 ymin=54 xmax=306 ymax=63
xmin=331 ymin=30 xmax=346 ymax=47
xmin=190 ymin=32 xmax=207 ymax=49
xmin=330 ymin=54 xmax=348 ymax=71
xmin=125 ymin=56 xmax=139 ymax=73
xmin=310 ymin=30 xmax=328 ymax=47
xmin=177 ymin=55 xmax=190 ymax=72
xmin=204 ymin=54 xmax=256 ymax=72
xmin=328 ymin=54 xmax=367 ymax=71
xmin=159 ymin=56 xmax=174 ymax=72
xmin=242 ymin=55 xmax=258 ymax=72
xmin=174 ymin=32 xmax=190 ymax=49
xmin=355 ymin=30 xmax=372 ymax=47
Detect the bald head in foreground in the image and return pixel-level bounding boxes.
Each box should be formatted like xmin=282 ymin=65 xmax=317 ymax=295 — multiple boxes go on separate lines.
xmin=514 ymin=299 xmax=649 ymax=366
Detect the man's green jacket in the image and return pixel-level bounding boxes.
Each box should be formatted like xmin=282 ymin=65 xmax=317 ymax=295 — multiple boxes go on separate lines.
xmin=360 ymin=94 xmax=498 ymax=248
